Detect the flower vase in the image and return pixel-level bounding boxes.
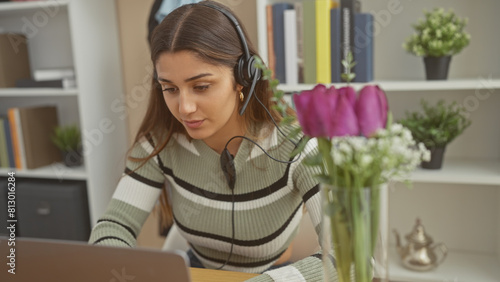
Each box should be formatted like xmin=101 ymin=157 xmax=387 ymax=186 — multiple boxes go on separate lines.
xmin=321 ymin=183 xmax=389 ymax=282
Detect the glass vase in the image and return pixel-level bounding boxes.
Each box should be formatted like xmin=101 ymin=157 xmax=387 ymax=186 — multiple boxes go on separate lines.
xmin=320 ymin=183 xmax=389 ymax=282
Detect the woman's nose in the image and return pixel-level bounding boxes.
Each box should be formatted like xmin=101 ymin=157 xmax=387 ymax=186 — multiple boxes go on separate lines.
xmin=178 ymin=91 xmax=197 ymax=115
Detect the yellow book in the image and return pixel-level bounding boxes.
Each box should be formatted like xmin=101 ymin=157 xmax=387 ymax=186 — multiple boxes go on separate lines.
xmin=315 ymin=0 xmax=335 ymax=84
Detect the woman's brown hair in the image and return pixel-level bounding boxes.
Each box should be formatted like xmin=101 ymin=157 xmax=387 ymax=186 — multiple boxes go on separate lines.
xmin=131 ymin=0 xmax=294 ymax=230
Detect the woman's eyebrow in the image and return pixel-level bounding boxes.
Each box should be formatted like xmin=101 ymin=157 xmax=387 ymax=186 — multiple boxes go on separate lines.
xmin=157 ymin=73 xmax=213 ymax=83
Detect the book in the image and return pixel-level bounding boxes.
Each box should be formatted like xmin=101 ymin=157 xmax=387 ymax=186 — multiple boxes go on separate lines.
xmin=284 ymin=9 xmax=298 ymax=85
xmin=330 ymin=8 xmax=342 ymax=82
xmin=0 ymin=33 xmax=31 ymax=88
xmin=266 ymin=5 xmax=276 ymax=79
xmin=315 ymin=0 xmax=333 ymax=84
xmin=302 ymin=0 xmax=317 ymax=84
xmin=272 ymin=3 xmax=294 ymax=84
xmin=340 ymin=0 xmax=355 ymax=81
xmin=15 ymin=77 xmax=77 ymax=89
xmin=3 ymin=117 xmax=15 ymax=168
xmin=7 ymin=108 xmax=26 ymax=169
xmin=33 ymin=68 xmax=75 ymax=81
xmin=294 ymin=3 xmax=305 ymax=84
xmin=331 ymin=10 xmax=373 ymax=82
xmin=18 ymin=105 xmax=62 ymax=169
xmin=0 ymin=117 xmax=9 ymax=168
xmin=353 ymin=13 xmax=374 ymax=82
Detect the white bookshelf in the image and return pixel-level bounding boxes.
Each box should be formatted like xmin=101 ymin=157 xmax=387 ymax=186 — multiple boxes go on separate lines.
xmin=0 ymin=88 xmax=78 ymax=97
xmin=0 ymin=0 xmax=128 ymax=225
xmin=278 ymin=79 xmax=500 ymax=93
xmin=388 ymin=247 xmax=500 ymax=282
xmin=0 ymin=162 xmax=87 ymax=180
xmin=0 ymin=0 xmax=70 ymax=15
xmin=410 ymin=159 xmax=500 ymax=186
xmin=256 ymin=0 xmax=500 ymax=281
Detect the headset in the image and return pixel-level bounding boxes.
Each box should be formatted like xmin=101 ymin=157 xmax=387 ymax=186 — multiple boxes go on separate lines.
xmin=197 ymin=2 xmax=261 ymax=116
xmin=195 ymin=2 xmax=301 ymax=270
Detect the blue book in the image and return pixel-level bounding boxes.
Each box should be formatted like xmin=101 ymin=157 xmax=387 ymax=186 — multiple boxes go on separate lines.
xmin=3 ymin=117 xmax=15 ymax=168
xmin=330 ymin=8 xmax=341 ymax=83
xmin=331 ymin=11 xmax=374 ymax=83
xmin=272 ymin=3 xmax=293 ymax=84
xmin=353 ymin=13 xmax=374 ymax=82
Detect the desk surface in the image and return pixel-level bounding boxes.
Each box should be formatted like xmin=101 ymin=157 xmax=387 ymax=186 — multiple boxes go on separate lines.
xmin=190 ymin=267 xmax=259 ymax=282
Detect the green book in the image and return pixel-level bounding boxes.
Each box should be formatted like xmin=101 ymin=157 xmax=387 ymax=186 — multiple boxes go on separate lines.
xmin=0 ymin=117 xmax=9 ymax=168
xmin=303 ymin=0 xmax=317 ymax=84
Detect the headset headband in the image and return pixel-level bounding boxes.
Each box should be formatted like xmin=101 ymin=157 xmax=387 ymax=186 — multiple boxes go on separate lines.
xmin=197 ymin=2 xmax=251 ymax=61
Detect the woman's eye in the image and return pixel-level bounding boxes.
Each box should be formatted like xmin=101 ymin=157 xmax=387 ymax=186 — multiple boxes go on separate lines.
xmin=162 ymin=87 xmax=178 ymax=94
xmin=195 ymin=85 xmax=210 ymax=92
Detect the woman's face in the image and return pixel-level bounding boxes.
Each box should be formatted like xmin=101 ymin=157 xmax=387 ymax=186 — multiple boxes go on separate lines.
xmin=156 ymin=51 xmax=244 ymax=150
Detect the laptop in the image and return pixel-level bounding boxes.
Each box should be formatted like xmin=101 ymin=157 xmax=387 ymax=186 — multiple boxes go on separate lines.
xmin=1 ymin=236 xmax=191 ymax=282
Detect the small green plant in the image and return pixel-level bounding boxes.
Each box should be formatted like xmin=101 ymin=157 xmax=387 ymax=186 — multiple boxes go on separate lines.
xmin=403 ymin=8 xmax=470 ymax=57
xmin=399 ymin=99 xmax=471 ymax=148
xmin=51 ymin=124 xmax=82 ymax=152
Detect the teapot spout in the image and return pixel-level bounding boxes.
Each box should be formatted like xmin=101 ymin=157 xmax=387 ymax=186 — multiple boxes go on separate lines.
xmin=393 ymin=229 xmax=404 ymax=257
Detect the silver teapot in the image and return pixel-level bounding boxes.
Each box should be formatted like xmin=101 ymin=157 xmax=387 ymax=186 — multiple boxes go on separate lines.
xmin=393 ymin=218 xmax=448 ymax=271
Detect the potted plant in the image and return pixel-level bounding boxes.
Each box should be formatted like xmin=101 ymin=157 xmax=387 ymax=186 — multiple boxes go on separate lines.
xmin=399 ymin=99 xmax=471 ymax=169
xmin=51 ymin=124 xmax=83 ymax=167
xmin=403 ymin=8 xmax=471 ymax=80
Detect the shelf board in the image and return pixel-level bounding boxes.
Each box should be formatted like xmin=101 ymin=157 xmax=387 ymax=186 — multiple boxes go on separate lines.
xmin=0 ymin=0 xmax=69 ymax=15
xmin=278 ymin=78 xmax=500 ymax=93
xmin=408 ymin=159 xmax=500 ymax=186
xmin=389 ymin=247 xmax=500 ymax=282
xmin=0 ymin=88 xmax=78 ymax=97
xmin=0 ymin=163 xmax=87 ymax=180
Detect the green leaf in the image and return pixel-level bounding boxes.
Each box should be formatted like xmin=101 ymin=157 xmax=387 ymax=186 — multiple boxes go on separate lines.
xmin=291 ymin=136 xmax=310 ymax=157
xmin=304 ymin=152 xmax=322 ymax=166
xmin=314 ymin=174 xmax=331 ymax=185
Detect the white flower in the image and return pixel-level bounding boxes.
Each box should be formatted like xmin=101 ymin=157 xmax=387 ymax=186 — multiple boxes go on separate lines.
xmin=338 ymin=142 xmax=352 ymax=155
xmin=360 ymin=155 xmax=373 ymax=167
xmin=391 ymin=123 xmax=403 ymax=133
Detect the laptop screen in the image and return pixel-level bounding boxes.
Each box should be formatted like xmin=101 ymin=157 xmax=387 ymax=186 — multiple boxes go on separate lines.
xmin=1 ymin=236 xmax=191 ymax=282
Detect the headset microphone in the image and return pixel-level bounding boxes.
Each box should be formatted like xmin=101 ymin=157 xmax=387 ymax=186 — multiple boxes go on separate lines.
xmin=220 ymin=148 xmax=236 ymax=191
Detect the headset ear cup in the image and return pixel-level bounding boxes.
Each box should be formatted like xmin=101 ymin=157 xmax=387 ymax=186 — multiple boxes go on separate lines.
xmin=235 ymin=56 xmax=249 ymax=87
xmin=246 ymin=56 xmax=261 ymax=82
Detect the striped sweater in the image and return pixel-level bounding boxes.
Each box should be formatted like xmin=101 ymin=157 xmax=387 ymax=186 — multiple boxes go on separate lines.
xmin=89 ymin=125 xmax=338 ymax=281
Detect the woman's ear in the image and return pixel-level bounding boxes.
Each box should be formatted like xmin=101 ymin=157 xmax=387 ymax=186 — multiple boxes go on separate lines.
xmin=236 ymin=84 xmax=244 ymax=93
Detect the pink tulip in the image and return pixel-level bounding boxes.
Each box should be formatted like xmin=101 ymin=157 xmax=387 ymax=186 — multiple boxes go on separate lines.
xmin=355 ymin=85 xmax=388 ymax=137
xmin=294 ymin=84 xmax=338 ymax=137
xmin=338 ymin=86 xmax=357 ymax=108
xmin=294 ymin=84 xmax=360 ymax=138
xmin=331 ymin=88 xmax=359 ymax=137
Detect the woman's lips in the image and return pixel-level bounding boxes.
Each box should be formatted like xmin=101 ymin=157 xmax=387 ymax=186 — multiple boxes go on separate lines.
xmin=183 ymin=119 xmax=204 ymax=129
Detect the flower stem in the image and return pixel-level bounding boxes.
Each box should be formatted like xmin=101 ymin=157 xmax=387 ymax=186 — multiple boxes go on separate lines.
xmin=352 ymin=182 xmax=370 ymax=281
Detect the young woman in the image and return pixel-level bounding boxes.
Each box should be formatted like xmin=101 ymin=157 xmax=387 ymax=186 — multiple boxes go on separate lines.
xmin=89 ymin=1 xmax=338 ymax=281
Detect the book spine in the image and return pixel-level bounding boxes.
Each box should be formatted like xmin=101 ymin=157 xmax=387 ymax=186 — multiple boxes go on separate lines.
xmin=266 ymin=5 xmax=276 ymax=79
xmin=340 ymin=0 xmax=355 ymax=81
xmin=353 ymin=13 xmax=374 ymax=82
xmin=0 ymin=119 xmax=8 ymax=168
xmin=284 ymin=9 xmax=298 ymax=85
xmin=7 ymin=108 xmax=25 ymax=170
xmin=272 ymin=3 xmax=293 ymax=84
xmin=16 ymin=79 xmax=64 ymax=88
xmin=3 ymin=118 xmax=15 ymax=168
xmin=302 ymin=0 xmax=317 ymax=84
xmin=315 ymin=0 xmax=332 ymax=84
xmin=295 ymin=3 xmax=304 ymax=84
xmin=331 ymin=8 xmax=342 ymax=83
xmin=33 ymin=68 xmax=75 ymax=81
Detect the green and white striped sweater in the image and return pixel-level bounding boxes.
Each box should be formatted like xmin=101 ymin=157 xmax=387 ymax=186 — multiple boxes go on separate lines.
xmin=89 ymin=126 xmax=338 ymax=281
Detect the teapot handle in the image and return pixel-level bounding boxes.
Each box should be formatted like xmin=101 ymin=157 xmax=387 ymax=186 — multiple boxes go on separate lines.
xmin=433 ymin=243 xmax=448 ymax=266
